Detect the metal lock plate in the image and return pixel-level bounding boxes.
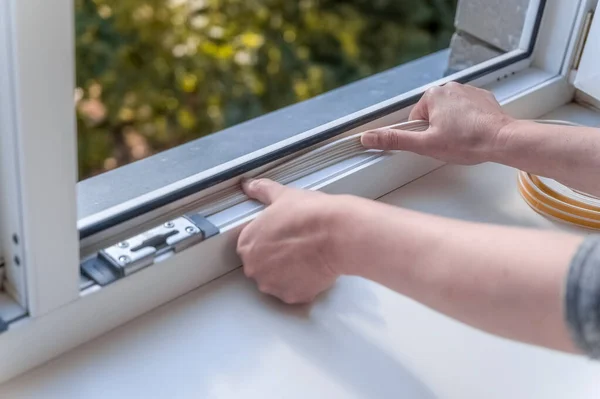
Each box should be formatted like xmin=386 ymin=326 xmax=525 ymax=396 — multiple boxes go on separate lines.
xmin=100 ymin=217 xmax=204 ymax=276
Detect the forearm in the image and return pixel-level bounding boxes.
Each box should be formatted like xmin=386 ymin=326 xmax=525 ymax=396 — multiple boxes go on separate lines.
xmin=492 ymin=120 xmax=600 ymax=196
xmin=336 ymin=197 xmax=583 ymax=353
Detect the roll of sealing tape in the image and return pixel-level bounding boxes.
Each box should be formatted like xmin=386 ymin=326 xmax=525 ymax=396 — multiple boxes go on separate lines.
xmin=517 ymin=120 xmax=600 ymax=230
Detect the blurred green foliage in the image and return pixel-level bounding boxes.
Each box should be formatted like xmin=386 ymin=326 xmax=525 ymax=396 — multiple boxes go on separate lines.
xmin=75 ymin=0 xmax=457 ymax=179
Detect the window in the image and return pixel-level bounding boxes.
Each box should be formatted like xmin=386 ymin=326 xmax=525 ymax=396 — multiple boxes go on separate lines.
xmin=75 ymin=0 xmax=461 ymax=179
xmin=0 ymin=0 xmax=594 ymax=384
xmin=76 ymin=0 xmax=547 ymax=249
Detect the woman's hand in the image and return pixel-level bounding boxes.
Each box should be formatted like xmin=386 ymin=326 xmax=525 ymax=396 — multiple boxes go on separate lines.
xmin=237 ymin=179 xmax=349 ymax=304
xmin=361 ymin=82 xmax=515 ymax=165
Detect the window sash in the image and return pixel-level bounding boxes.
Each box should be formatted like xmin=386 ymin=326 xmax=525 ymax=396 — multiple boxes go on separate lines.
xmin=76 ymin=1 xmax=552 ymax=248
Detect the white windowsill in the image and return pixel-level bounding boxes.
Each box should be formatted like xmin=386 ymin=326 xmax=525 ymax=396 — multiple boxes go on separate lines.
xmin=1 ymin=103 xmax=600 ymax=398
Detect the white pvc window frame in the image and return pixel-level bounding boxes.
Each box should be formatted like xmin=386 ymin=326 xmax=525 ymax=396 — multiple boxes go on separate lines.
xmin=0 ymin=0 xmax=79 ymax=316
xmin=0 ymin=0 xmax=596 ymax=384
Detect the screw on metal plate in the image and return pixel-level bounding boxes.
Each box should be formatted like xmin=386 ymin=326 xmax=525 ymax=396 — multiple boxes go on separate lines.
xmin=118 ymin=255 xmax=131 ymax=264
xmin=117 ymin=241 xmax=129 ymax=248
xmin=185 ymin=226 xmax=196 ymax=234
xmin=164 ymin=221 xmax=175 ymax=228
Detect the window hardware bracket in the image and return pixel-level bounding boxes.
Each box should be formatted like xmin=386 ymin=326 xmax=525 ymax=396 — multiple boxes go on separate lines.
xmin=81 ymin=214 xmax=219 ymax=287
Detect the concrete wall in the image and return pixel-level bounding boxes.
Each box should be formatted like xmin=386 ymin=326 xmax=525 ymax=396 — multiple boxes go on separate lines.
xmin=446 ymin=0 xmax=532 ymax=75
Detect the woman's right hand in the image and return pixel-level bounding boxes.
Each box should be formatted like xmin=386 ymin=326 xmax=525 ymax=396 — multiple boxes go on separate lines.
xmin=361 ymin=82 xmax=515 ymax=165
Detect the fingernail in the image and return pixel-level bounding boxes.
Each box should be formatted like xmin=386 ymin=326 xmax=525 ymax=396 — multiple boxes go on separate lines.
xmin=361 ymin=132 xmax=378 ymax=148
xmin=241 ymin=178 xmax=255 ymax=190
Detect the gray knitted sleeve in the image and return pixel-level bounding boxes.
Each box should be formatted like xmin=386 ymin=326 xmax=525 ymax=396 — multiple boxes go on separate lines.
xmin=565 ymin=235 xmax=600 ymax=358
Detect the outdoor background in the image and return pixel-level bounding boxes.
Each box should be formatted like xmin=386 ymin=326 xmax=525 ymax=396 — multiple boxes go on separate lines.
xmin=75 ymin=0 xmax=458 ymax=179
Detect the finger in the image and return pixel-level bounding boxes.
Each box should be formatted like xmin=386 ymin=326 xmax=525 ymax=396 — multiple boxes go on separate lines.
xmin=409 ymin=86 xmax=440 ymax=121
xmin=242 ymin=178 xmax=288 ymax=205
xmin=361 ymin=128 xmax=426 ymax=151
xmin=444 ymin=81 xmax=464 ymax=90
xmin=409 ymin=98 xmax=429 ymax=122
xmin=236 ymin=222 xmax=253 ymax=258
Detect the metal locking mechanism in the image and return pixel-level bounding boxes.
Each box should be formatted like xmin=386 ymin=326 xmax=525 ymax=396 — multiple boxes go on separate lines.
xmin=102 ymin=217 xmax=203 ymax=275
xmin=81 ymin=214 xmax=219 ymax=286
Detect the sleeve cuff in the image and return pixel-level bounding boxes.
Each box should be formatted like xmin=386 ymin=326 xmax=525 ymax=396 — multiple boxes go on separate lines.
xmin=565 ymin=235 xmax=600 ymax=358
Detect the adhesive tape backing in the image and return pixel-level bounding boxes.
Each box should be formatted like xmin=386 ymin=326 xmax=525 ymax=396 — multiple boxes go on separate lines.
xmin=518 ymin=171 xmax=600 ymax=230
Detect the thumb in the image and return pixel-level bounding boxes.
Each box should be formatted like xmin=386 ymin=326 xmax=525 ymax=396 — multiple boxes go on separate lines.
xmin=242 ymin=178 xmax=288 ymax=205
xmin=361 ymin=128 xmax=425 ymax=151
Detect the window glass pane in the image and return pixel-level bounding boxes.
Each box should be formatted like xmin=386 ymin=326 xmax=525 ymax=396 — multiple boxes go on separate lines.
xmin=74 ymin=0 xmax=534 ymax=180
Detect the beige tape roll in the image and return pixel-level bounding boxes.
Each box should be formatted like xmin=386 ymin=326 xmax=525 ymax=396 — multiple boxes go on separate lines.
xmin=517 ymin=119 xmax=600 ymax=230
xmin=518 ymin=172 xmax=600 ymax=230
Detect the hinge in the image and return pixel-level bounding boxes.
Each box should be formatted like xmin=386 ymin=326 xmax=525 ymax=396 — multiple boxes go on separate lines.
xmin=572 ymin=11 xmax=594 ymax=71
xmin=81 ymin=214 xmax=219 ymax=287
